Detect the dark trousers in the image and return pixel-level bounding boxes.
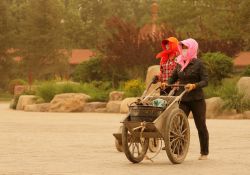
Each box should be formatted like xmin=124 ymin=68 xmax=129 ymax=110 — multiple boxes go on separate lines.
xmin=160 ymin=87 xmax=172 ymax=95
xmin=179 ymin=99 xmax=209 ymax=155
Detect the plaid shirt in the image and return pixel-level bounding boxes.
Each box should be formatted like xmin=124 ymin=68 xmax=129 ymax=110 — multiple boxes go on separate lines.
xmin=159 ymin=59 xmax=177 ymax=82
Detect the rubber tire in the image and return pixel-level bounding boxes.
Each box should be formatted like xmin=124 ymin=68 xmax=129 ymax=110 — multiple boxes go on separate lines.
xmin=164 ymin=108 xmax=190 ymax=164
xmin=148 ymin=138 xmax=160 ymax=153
xmin=122 ymin=125 xmax=149 ymax=163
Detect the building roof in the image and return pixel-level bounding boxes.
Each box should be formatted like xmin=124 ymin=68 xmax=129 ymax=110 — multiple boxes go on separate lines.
xmin=69 ymin=49 xmax=95 ymax=65
xmin=234 ymin=52 xmax=250 ymax=68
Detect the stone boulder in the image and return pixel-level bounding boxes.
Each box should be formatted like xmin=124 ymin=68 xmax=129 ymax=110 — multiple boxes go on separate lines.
xmin=95 ymin=108 xmax=107 ymax=113
xmin=49 ymin=93 xmax=90 ymax=112
xmin=145 ymin=65 xmax=161 ymax=95
xmin=205 ymin=97 xmax=224 ymax=119
xmin=83 ymin=102 xmax=107 ymax=112
xmin=109 ymin=91 xmax=124 ymax=101
xmin=16 ymin=95 xmax=37 ymax=110
xmin=237 ymin=77 xmax=250 ymax=100
xmin=120 ymin=97 xmax=138 ymax=113
xmin=106 ymin=101 xmax=122 ymax=113
xmin=24 ymin=103 xmax=50 ymax=112
xmin=145 ymin=65 xmax=160 ymax=86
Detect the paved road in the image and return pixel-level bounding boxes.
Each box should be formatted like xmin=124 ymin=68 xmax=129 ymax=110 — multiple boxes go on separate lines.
xmin=0 ymin=103 xmax=250 ymax=175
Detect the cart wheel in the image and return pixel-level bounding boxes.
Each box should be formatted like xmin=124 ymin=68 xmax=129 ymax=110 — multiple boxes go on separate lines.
xmin=122 ymin=125 xmax=149 ymax=163
xmin=164 ymin=108 xmax=190 ymax=164
xmin=148 ymin=138 xmax=160 ymax=153
xmin=115 ymin=126 xmax=123 ymax=152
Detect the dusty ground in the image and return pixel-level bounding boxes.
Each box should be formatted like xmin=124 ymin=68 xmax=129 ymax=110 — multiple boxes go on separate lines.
xmin=0 ymin=102 xmax=250 ymax=175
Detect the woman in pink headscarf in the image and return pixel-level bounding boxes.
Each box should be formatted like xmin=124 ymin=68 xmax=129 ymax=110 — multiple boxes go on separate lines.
xmin=168 ymin=38 xmax=209 ymax=160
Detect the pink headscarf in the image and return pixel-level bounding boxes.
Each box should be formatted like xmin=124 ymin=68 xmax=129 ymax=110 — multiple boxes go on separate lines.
xmin=176 ymin=38 xmax=198 ymax=71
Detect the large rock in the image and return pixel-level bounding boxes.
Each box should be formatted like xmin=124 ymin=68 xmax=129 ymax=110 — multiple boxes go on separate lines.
xmin=237 ymin=77 xmax=250 ymax=100
xmin=145 ymin=65 xmax=161 ymax=95
xmin=24 ymin=103 xmax=50 ymax=112
xmin=145 ymin=65 xmax=160 ymax=86
xmin=16 ymin=95 xmax=37 ymax=110
xmin=120 ymin=97 xmax=138 ymax=113
xmin=106 ymin=101 xmax=122 ymax=113
xmin=49 ymin=93 xmax=90 ymax=112
xmin=95 ymin=108 xmax=107 ymax=113
xmin=205 ymin=97 xmax=224 ymax=118
xmin=83 ymin=102 xmax=107 ymax=112
xmin=109 ymin=91 xmax=124 ymax=101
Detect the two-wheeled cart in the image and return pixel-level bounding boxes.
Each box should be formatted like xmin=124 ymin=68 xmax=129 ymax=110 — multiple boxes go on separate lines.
xmin=113 ymin=84 xmax=190 ymax=164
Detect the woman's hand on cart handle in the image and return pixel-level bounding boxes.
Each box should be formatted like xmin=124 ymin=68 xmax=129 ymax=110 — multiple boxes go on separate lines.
xmin=184 ymin=83 xmax=196 ymax=92
xmin=161 ymin=82 xmax=167 ymax=89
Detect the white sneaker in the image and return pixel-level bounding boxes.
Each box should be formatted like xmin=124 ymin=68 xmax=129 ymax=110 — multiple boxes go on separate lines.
xmin=198 ymin=155 xmax=208 ymax=160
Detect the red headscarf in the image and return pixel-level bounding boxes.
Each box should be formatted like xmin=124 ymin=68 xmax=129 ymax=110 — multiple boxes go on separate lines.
xmin=156 ymin=37 xmax=179 ymax=64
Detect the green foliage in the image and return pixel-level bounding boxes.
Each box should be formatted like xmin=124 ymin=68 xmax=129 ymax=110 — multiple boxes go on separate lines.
xmin=36 ymin=82 xmax=59 ymax=102
xmin=243 ymin=66 xmax=250 ymax=76
xmin=20 ymin=0 xmax=68 ymax=80
xmin=8 ymin=79 xmax=27 ymax=95
xmin=36 ymin=81 xmax=112 ymax=102
xmin=0 ymin=0 xmax=16 ymax=90
xmin=78 ymin=82 xmax=112 ymax=102
xmin=202 ymin=52 xmax=233 ymax=85
xmin=123 ymin=79 xmax=145 ymax=97
xmin=10 ymin=95 xmax=20 ymax=109
xmin=100 ymin=17 xmax=179 ymax=87
xmin=72 ymin=57 xmax=108 ymax=82
xmin=158 ymin=0 xmax=250 ymax=50
xmin=77 ymin=0 xmax=152 ymax=47
xmin=0 ymin=91 xmax=12 ymax=101
xmin=219 ymin=79 xmax=250 ymax=113
xmin=203 ymin=84 xmax=220 ymax=99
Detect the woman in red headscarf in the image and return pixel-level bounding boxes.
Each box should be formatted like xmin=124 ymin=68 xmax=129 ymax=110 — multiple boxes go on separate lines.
xmin=152 ymin=37 xmax=179 ymax=95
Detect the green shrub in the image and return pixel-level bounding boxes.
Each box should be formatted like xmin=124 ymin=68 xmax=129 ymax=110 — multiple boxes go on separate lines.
xmin=0 ymin=91 xmax=12 ymax=101
xmin=204 ymin=84 xmax=220 ymax=98
xmin=36 ymin=81 xmax=59 ymax=102
xmin=72 ymin=57 xmax=110 ymax=82
xmin=219 ymin=79 xmax=250 ymax=113
xmin=243 ymin=65 xmax=250 ymax=76
xmin=35 ymin=81 xmax=112 ymax=102
xmin=78 ymin=82 xmax=112 ymax=102
xmin=10 ymin=95 xmax=20 ymax=109
xmin=123 ymin=79 xmax=145 ymax=97
xmin=202 ymin=52 xmax=233 ymax=85
xmin=8 ymin=79 xmax=27 ymax=95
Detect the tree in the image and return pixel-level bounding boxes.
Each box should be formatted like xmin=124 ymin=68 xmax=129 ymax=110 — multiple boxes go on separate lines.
xmin=202 ymin=52 xmax=233 ymax=85
xmin=98 ymin=17 xmax=180 ymax=87
xmin=76 ymin=0 xmax=152 ymax=48
xmin=20 ymin=0 xmax=68 ymax=82
xmin=72 ymin=56 xmax=107 ymax=82
xmin=158 ymin=0 xmax=249 ymax=51
xmin=0 ymin=0 xmax=15 ymax=89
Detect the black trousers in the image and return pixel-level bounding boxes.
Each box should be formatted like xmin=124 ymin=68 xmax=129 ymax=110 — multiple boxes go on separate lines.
xmin=179 ymin=99 xmax=209 ymax=155
xmin=160 ymin=87 xmax=172 ymax=95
